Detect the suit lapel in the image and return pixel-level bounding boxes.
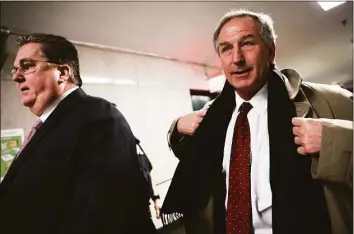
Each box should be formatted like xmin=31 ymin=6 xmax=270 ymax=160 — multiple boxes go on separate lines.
xmin=294 ymin=102 xmax=311 ymax=117
xmin=0 ymin=89 xmax=86 ymax=192
xmin=300 ymin=84 xmax=335 ymax=119
xmin=278 ymin=68 xmax=317 ymax=118
xmin=279 ymin=68 xmax=335 ymax=119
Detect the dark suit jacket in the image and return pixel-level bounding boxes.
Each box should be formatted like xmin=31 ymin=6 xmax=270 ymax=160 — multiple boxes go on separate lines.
xmin=0 ymin=88 xmax=156 ymax=234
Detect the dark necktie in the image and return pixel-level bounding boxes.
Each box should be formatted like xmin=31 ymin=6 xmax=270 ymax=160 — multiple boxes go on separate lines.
xmin=226 ymin=102 xmax=253 ymax=234
xmin=17 ymin=119 xmax=43 ymax=157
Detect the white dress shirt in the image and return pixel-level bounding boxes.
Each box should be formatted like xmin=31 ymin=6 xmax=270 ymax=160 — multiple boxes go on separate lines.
xmin=40 ymin=86 xmax=79 ymax=122
xmin=223 ymin=83 xmax=272 ymax=234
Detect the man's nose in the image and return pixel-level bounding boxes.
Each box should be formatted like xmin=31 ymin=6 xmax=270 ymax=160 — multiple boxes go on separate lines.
xmin=232 ymin=47 xmax=246 ymax=67
xmin=12 ymin=70 xmax=25 ymax=83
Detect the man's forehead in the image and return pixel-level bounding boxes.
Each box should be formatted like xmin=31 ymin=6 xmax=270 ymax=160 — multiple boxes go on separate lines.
xmin=218 ymin=17 xmax=260 ymax=41
xmin=15 ymin=43 xmax=44 ymax=63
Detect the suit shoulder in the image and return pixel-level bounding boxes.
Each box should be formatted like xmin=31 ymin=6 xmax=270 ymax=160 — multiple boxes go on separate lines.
xmin=303 ymin=81 xmax=353 ymax=102
xmin=303 ymin=81 xmax=353 ymax=120
xmin=83 ymin=95 xmax=112 ymax=108
xmin=80 ymin=95 xmax=117 ymax=115
xmin=75 ymin=94 xmax=128 ymax=124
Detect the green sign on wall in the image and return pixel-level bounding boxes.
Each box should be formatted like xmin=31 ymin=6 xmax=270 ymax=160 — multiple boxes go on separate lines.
xmin=1 ymin=129 xmax=24 ymax=182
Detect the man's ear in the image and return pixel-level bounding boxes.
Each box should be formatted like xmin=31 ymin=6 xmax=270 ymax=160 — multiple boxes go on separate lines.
xmin=57 ymin=65 xmax=71 ymax=84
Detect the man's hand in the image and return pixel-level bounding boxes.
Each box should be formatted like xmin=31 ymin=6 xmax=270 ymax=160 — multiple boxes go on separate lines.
xmin=153 ymin=199 xmax=161 ymax=219
xmin=177 ymin=109 xmax=207 ymax=136
xmin=292 ymin=117 xmax=323 ymax=155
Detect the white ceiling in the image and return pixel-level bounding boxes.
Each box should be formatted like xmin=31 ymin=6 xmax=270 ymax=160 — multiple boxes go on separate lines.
xmin=1 ymin=1 xmax=353 ymax=83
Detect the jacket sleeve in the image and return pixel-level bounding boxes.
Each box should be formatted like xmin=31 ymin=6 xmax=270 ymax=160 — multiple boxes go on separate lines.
xmin=167 ymin=118 xmax=191 ymax=160
xmin=310 ymin=85 xmax=353 ymax=189
xmin=311 ymin=119 xmax=353 ymax=188
xmin=167 ymin=100 xmax=214 ymax=160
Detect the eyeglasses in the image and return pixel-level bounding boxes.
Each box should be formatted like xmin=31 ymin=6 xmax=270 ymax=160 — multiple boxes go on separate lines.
xmin=11 ymin=59 xmax=58 ymax=77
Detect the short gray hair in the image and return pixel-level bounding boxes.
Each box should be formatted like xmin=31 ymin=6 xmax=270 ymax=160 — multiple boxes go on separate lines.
xmin=213 ymin=9 xmax=277 ymax=54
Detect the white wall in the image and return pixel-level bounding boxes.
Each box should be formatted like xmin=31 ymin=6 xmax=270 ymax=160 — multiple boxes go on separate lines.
xmin=1 ymin=35 xmax=220 ymax=228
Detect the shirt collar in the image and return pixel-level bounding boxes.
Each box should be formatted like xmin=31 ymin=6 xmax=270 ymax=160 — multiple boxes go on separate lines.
xmin=235 ymin=83 xmax=268 ymax=115
xmin=40 ymin=86 xmax=79 ymax=123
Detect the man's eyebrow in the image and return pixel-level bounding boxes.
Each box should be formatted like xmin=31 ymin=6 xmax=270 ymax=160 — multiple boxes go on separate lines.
xmin=13 ymin=58 xmax=35 ymax=67
xmin=17 ymin=58 xmax=29 ymax=64
xmin=240 ymin=34 xmax=256 ymax=41
xmin=13 ymin=59 xmax=24 ymax=67
xmin=218 ymin=41 xmax=232 ymax=47
xmin=217 ymin=34 xmax=256 ymax=48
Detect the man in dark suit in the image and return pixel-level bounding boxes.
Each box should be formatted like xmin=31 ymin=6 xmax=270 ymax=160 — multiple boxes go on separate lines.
xmin=162 ymin=9 xmax=352 ymax=234
xmin=0 ymin=33 xmax=156 ymax=234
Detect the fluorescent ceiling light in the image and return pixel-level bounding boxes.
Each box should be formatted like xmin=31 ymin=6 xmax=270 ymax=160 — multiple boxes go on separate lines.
xmin=317 ymin=1 xmax=346 ymax=11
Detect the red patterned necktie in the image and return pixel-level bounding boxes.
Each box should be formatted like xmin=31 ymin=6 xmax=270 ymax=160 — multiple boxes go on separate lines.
xmin=17 ymin=119 xmax=43 ymax=157
xmin=226 ymin=102 xmax=253 ymax=234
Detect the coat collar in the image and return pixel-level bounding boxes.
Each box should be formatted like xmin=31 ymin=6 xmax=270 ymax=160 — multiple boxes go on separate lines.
xmin=276 ymin=68 xmax=302 ymax=100
xmin=219 ymin=67 xmax=313 ymax=118
xmin=277 ymin=67 xmax=312 ymax=118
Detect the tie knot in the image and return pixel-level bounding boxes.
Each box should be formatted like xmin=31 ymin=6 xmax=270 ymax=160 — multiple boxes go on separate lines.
xmin=33 ymin=119 xmax=43 ymax=130
xmin=238 ymin=102 xmax=253 ymax=116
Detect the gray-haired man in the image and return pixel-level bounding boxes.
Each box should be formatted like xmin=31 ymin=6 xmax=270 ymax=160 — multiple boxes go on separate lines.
xmin=162 ymin=9 xmax=352 ymax=234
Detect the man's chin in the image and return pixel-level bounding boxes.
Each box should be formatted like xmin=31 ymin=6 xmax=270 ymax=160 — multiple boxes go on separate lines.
xmin=22 ymin=99 xmax=34 ymax=107
xmin=231 ymin=79 xmax=253 ymax=90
